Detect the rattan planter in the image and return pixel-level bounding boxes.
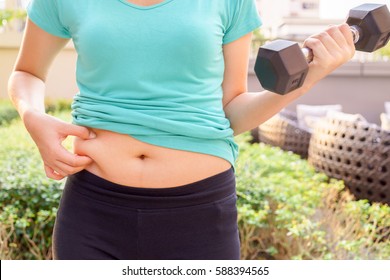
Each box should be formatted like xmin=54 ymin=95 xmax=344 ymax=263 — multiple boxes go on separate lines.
xmin=308 ymin=116 xmax=390 ymax=204
xmin=258 ymin=110 xmax=312 ymax=158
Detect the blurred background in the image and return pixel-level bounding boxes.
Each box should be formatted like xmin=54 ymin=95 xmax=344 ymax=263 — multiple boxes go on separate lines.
xmin=1 ymin=0 xmax=390 ymax=123
xmin=253 ymin=0 xmax=390 ymax=125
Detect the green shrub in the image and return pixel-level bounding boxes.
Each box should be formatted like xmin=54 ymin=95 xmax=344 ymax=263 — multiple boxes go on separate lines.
xmin=0 ymin=111 xmax=71 ymax=259
xmin=377 ymin=43 xmax=390 ymax=58
xmin=0 ymin=9 xmax=26 ymax=27
xmin=44 ymin=98 xmax=72 ymax=114
xmin=235 ymin=134 xmax=390 ymax=260
xmin=0 ymin=100 xmax=19 ymax=126
xmin=0 ymin=98 xmax=73 ymax=127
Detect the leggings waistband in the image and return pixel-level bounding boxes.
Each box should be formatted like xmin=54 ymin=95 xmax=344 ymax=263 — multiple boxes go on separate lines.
xmin=65 ymin=167 xmax=236 ymax=209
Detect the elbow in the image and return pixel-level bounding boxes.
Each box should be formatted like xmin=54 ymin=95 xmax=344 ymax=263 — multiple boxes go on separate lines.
xmin=10 ymin=68 xmax=47 ymax=83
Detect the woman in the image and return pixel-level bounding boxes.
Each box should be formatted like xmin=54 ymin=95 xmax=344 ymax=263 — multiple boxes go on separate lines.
xmin=8 ymin=0 xmax=355 ymax=260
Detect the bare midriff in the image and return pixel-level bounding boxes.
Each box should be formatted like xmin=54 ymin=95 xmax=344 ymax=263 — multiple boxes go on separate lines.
xmin=73 ymin=128 xmax=232 ymax=188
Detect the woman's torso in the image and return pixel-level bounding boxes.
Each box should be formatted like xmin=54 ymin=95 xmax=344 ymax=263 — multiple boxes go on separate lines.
xmin=65 ymin=0 xmax=239 ymax=188
xmin=46 ymin=0 xmax=251 ymax=187
xmin=73 ymin=128 xmax=232 ymax=188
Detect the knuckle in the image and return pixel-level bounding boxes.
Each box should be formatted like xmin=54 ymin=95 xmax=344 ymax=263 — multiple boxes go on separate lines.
xmin=326 ymin=26 xmax=338 ymax=36
xmin=340 ymin=23 xmax=350 ymax=31
xmin=326 ymin=25 xmax=338 ymax=34
xmin=318 ymin=31 xmax=329 ymax=39
xmin=309 ymin=39 xmax=321 ymax=48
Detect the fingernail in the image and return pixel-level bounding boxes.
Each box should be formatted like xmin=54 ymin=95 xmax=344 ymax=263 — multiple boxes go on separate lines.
xmin=89 ymin=130 xmax=97 ymax=139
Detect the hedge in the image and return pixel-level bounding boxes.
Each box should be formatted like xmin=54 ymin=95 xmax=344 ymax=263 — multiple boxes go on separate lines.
xmin=0 ymin=109 xmax=389 ymax=259
xmin=235 ymin=135 xmax=390 ymax=260
xmin=0 ymin=9 xmax=26 ymax=27
xmin=0 ymin=99 xmax=72 ymax=126
xmin=0 ymin=100 xmax=19 ymax=126
xmin=0 ymin=112 xmax=69 ymax=259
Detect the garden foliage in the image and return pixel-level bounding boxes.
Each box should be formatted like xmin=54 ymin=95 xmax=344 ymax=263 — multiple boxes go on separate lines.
xmin=0 ymin=100 xmax=19 ymax=126
xmin=0 ymin=99 xmax=71 ymax=126
xmin=0 ymin=9 xmax=26 ymax=27
xmin=0 ymin=102 xmax=71 ymax=259
xmin=235 ymin=134 xmax=390 ymax=260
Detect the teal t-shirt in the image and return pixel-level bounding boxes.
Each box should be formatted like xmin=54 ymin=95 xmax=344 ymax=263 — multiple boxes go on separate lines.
xmin=27 ymin=0 xmax=262 ymax=167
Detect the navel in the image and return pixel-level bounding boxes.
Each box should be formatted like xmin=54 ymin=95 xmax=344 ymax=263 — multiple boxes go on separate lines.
xmin=138 ymin=154 xmax=146 ymax=160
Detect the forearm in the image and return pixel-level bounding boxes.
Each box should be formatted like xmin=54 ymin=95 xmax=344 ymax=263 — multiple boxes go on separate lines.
xmin=224 ymin=86 xmax=309 ymax=136
xmin=8 ymin=71 xmax=46 ymax=121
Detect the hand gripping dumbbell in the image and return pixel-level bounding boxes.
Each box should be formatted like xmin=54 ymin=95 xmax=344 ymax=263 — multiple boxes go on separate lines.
xmin=254 ymin=3 xmax=390 ymax=95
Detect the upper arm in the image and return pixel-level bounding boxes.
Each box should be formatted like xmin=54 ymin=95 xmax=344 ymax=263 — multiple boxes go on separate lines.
xmin=13 ymin=18 xmax=70 ymax=81
xmin=222 ymin=32 xmax=253 ymax=108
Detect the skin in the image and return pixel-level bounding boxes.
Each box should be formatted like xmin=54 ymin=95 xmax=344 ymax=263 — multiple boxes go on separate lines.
xmin=8 ymin=1 xmax=355 ymax=182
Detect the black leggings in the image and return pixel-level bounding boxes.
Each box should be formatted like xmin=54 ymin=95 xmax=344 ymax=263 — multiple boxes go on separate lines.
xmin=52 ymin=167 xmax=240 ymax=260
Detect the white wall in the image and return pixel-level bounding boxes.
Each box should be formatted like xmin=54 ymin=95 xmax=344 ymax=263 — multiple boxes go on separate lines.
xmin=0 ymin=33 xmax=78 ymax=100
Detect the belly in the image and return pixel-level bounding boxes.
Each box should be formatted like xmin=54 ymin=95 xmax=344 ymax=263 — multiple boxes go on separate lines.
xmin=73 ymin=128 xmax=232 ymax=188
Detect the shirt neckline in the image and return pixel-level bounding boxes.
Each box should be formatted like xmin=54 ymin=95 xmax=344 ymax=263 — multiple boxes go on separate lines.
xmin=117 ymin=0 xmax=174 ymax=10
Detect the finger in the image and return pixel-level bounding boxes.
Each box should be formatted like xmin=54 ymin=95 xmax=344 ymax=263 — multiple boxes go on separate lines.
xmin=53 ymin=160 xmax=86 ymax=175
xmin=325 ymin=25 xmax=349 ymax=49
xmin=311 ymin=31 xmax=342 ymax=53
xmin=56 ymin=146 xmax=94 ymax=167
xmin=303 ymin=37 xmax=329 ymax=61
xmin=61 ymin=123 xmax=96 ymax=140
xmin=49 ymin=165 xmax=68 ymax=177
xmin=339 ymin=23 xmax=356 ymax=49
xmin=44 ymin=164 xmax=66 ymax=180
xmin=325 ymin=24 xmax=355 ymax=60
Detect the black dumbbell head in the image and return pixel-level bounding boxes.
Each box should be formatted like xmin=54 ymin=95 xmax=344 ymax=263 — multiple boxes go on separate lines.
xmin=347 ymin=4 xmax=390 ymax=52
xmin=254 ymin=40 xmax=309 ymax=95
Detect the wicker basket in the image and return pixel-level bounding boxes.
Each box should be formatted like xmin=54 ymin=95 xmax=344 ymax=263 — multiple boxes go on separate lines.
xmin=258 ymin=109 xmax=312 ymax=158
xmin=250 ymin=127 xmax=260 ymax=144
xmin=308 ymin=116 xmax=390 ymax=204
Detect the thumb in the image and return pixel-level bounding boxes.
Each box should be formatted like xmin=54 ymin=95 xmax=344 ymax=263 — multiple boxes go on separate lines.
xmin=61 ymin=123 xmax=96 ymax=140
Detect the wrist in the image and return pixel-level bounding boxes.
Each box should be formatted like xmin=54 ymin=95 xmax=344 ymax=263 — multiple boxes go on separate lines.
xmin=19 ymin=102 xmax=45 ymax=122
xmin=21 ymin=107 xmax=46 ymax=129
xmin=295 ymin=81 xmax=314 ymax=96
xmin=276 ymin=82 xmax=312 ymax=101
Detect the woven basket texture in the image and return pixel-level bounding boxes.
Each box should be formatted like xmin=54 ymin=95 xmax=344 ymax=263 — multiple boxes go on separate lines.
xmin=258 ymin=110 xmax=312 ymax=158
xmin=308 ymin=116 xmax=390 ymax=204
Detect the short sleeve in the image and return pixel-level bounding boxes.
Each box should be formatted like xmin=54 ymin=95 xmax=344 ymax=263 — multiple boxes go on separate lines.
xmin=223 ymin=0 xmax=262 ymax=45
xmin=27 ymin=0 xmax=71 ymax=39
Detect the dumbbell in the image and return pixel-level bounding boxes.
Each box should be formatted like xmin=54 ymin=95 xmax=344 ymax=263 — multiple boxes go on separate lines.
xmin=254 ymin=3 xmax=390 ymax=95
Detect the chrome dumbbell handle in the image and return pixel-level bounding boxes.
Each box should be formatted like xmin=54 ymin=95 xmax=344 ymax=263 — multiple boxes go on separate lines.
xmin=301 ymin=25 xmax=361 ymax=62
